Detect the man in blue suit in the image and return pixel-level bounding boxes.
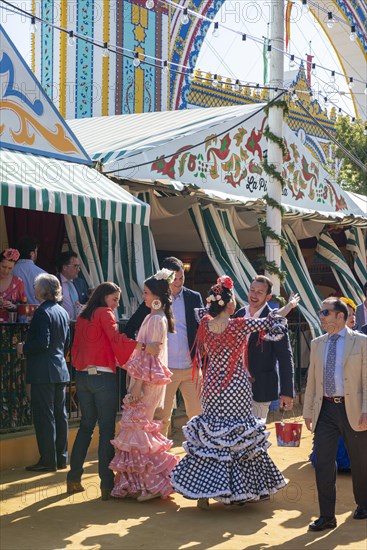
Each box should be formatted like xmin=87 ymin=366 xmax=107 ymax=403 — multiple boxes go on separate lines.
xmin=125 ymin=257 xmax=204 ymax=436
xmin=355 ymin=283 xmax=367 ymax=331
xmin=20 ymin=274 xmax=70 ymax=471
xmin=234 ymin=275 xmax=295 ymax=423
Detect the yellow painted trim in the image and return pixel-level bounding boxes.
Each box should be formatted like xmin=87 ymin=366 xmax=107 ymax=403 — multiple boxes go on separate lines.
xmin=102 ymin=0 xmax=110 ymax=116
xmin=310 ymin=4 xmax=365 ymax=117
xmin=59 ymin=0 xmax=67 ymax=118
xmin=134 ymin=48 xmax=144 ymax=113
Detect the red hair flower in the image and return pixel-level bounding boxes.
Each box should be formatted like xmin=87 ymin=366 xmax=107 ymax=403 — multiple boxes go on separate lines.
xmin=217 ymin=275 xmax=234 ymax=290
xmin=3 ymin=248 xmax=20 ymax=262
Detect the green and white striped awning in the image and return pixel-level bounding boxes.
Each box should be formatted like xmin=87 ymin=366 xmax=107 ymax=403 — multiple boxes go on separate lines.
xmin=0 ymin=149 xmax=149 ymax=225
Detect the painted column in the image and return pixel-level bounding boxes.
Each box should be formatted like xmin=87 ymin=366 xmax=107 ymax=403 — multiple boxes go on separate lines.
xmin=265 ymin=0 xmax=285 ymax=295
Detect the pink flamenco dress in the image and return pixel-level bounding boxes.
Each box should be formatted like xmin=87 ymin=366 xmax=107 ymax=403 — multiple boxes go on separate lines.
xmin=110 ymin=313 xmax=179 ymax=499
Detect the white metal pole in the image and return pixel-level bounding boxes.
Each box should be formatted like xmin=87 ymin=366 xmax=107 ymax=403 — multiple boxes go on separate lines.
xmin=265 ymin=0 xmax=285 ymax=295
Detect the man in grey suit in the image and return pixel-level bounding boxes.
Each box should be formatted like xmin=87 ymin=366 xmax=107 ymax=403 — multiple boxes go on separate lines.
xmin=303 ymin=297 xmax=367 ymax=531
xmin=355 ymin=282 xmax=367 ymax=331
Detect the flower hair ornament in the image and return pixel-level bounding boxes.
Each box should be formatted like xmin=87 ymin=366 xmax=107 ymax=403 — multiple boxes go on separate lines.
xmin=206 ymin=275 xmax=234 ymax=307
xmin=2 ymin=248 xmax=20 ymax=262
xmin=154 ymin=268 xmax=175 ymax=284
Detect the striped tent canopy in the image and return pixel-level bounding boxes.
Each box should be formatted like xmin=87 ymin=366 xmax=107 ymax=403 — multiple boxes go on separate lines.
xmin=0 ymin=149 xmax=149 ymax=225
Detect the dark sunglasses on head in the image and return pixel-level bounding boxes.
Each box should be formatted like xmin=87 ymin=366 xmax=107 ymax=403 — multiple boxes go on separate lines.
xmin=318 ymin=308 xmax=335 ymax=317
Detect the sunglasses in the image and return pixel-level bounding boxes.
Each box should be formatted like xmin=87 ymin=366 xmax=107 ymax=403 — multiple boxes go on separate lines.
xmin=318 ymin=308 xmax=335 ymax=317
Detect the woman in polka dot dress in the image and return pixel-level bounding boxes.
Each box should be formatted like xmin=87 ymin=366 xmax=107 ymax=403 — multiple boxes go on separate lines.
xmin=110 ymin=270 xmax=179 ymax=501
xmin=171 ymin=276 xmax=299 ymax=509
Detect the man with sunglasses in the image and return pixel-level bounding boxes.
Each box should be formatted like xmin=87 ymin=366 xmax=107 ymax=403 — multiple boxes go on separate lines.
xmin=303 ymin=297 xmax=367 ymax=531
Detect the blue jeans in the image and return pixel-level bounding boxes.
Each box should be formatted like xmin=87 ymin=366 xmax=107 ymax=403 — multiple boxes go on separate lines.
xmin=67 ymin=371 xmax=118 ymax=490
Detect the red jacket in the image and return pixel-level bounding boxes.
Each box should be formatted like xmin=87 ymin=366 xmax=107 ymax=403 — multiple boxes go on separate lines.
xmin=72 ymin=307 xmax=137 ymax=373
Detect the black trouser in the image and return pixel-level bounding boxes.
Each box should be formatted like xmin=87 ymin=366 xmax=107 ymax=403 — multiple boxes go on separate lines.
xmin=31 ymin=383 xmax=68 ymax=468
xmin=314 ymin=399 xmax=367 ymax=517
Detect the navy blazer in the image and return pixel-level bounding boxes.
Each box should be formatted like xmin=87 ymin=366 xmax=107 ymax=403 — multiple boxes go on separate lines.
xmin=24 ymin=301 xmax=70 ymax=384
xmin=234 ymin=303 xmax=294 ymax=402
xmin=124 ymin=287 xmax=203 ymax=359
xmin=355 ymin=303 xmax=366 ymax=331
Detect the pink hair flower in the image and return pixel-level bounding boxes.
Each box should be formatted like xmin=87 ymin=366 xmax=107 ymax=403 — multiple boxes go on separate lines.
xmin=3 ymin=248 xmax=20 ymax=262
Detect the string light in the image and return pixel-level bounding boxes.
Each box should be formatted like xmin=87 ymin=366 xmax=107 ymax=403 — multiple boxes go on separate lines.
xmin=162 ymin=60 xmax=169 ymax=74
xmin=133 ymin=52 xmax=141 ymax=68
xmin=330 ymin=70 xmax=336 ymax=83
xmin=1 ymin=0 xmax=364 ymax=105
xmin=351 ymin=117 xmax=355 ymax=124
xmin=365 ymin=84 xmax=367 ymax=96
xmin=363 ymin=124 xmax=367 ymax=136
xmin=145 ymin=0 xmax=154 ymax=8
xmin=289 ymin=54 xmax=296 ymax=69
xmin=212 ymin=21 xmax=220 ymax=38
xmin=349 ymin=25 xmax=356 ymax=41
xmin=292 ymin=90 xmax=298 ymax=102
xmin=212 ymin=74 xmax=219 ymax=87
xmin=187 ymin=68 xmax=194 ymax=82
xmin=324 ymin=97 xmax=328 ymax=104
xmin=181 ymin=8 xmax=189 ymax=25
xmin=327 ymin=12 xmax=335 ymax=29
xmin=68 ymin=30 xmax=75 ymax=47
xmin=234 ymin=79 xmax=240 ymax=92
xmin=348 ymin=77 xmax=354 ymax=89
xmin=102 ymin=42 xmax=109 ymax=57
xmin=311 ymin=63 xmax=317 ymax=76
xmin=30 ymin=15 xmax=37 ymax=34
xmin=302 ymin=0 xmax=309 ymax=13
xmin=266 ymin=45 xmax=272 ymax=60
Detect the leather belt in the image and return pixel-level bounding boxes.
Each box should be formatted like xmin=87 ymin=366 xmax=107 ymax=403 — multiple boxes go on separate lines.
xmin=324 ymin=396 xmax=344 ymax=404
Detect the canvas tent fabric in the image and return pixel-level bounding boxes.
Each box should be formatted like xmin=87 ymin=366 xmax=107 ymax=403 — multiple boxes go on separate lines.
xmin=68 ymin=105 xmax=367 ymax=226
xmin=316 ymin=231 xmax=364 ymax=303
xmin=0 ymin=149 xmax=150 ymax=225
xmin=346 ymin=227 xmax=367 ymax=288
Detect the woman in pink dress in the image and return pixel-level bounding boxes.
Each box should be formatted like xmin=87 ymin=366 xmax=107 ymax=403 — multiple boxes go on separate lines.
xmin=0 ymin=249 xmax=27 ymax=318
xmin=110 ymin=269 xmax=179 ymax=501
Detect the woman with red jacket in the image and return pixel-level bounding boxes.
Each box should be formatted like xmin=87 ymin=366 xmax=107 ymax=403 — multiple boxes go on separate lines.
xmin=66 ymin=282 xmax=161 ymax=500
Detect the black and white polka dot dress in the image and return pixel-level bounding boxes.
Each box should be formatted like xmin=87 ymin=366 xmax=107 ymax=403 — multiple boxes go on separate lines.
xmin=170 ymin=315 xmax=287 ymax=504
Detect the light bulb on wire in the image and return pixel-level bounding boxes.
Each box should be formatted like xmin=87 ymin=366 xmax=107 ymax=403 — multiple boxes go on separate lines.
xmin=30 ymin=16 xmax=37 ymax=34
xmin=363 ymin=124 xmax=367 ymax=136
xmin=327 ymin=12 xmax=335 ymax=29
xmin=330 ymin=70 xmax=336 ymax=83
xmin=311 ymin=63 xmax=316 ymax=76
xmin=351 ymin=117 xmax=355 ymax=124
xmin=292 ymin=90 xmax=298 ymax=103
xmin=133 ymin=52 xmax=141 ymax=68
xmin=302 ymin=0 xmax=309 ymax=13
xmin=212 ymin=22 xmax=220 ymax=38
xmin=103 ymin=42 xmax=109 ymax=58
xmin=187 ymin=68 xmax=194 ymax=82
xmin=349 ymin=25 xmax=356 ymax=41
xmin=289 ymin=54 xmax=296 ymax=69
xmin=365 ymin=84 xmax=367 ymax=96
xmin=162 ymin=60 xmax=169 ymax=74
xmin=145 ymin=0 xmax=154 ymax=8
xmin=348 ymin=77 xmax=354 ymax=89
xmin=266 ymin=45 xmax=271 ymax=60
xmin=68 ymin=30 xmax=75 ymax=46
xmin=234 ymin=79 xmax=240 ymax=92
xmin=212 ymin=74 xmax=219 ymax=87
xmin=181 ymin=8 xmax=189 ymax=25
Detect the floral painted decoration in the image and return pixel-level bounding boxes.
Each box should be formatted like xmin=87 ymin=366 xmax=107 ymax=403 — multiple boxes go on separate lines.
xmin=155 ymin=268 xmax=175 ymax=284
xmin=2 ymin=248 xmax=20 ymax=262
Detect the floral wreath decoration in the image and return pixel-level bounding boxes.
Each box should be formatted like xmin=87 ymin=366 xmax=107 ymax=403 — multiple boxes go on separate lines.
xmin=206 ymin=275 xmax=234 ymax=307
xmin=2 ymin=248 xmax=20 ymax=262
xmin=154 ymin=268 xmax=175 ymax=285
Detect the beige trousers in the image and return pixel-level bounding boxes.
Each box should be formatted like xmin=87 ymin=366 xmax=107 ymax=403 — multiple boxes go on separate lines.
xmin=155 ymin=367 xmax=202 ymax=437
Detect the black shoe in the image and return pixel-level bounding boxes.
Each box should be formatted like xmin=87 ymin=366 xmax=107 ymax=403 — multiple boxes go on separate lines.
xmin=309 ymin=516 xmax=337 ymax=531
xmin=101 ymin=488 xmax=113 ymax=501
xmin=26 ymin=462 xmax=56 ymax=472
xmin=353 ymin=506 xmax=367 ymax=520
xmin=57 ymin=463 xmax=67 ymax=470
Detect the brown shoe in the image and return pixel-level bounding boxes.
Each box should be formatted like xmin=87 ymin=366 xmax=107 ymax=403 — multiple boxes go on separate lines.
xmin=67 ymin=482 xmax=85 ymax=495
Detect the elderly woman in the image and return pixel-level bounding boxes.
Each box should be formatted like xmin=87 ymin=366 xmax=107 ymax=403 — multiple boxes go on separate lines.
xmin=0 ymin=248 xmax=27 ymax=317
xmin=19 ymin=274 xmax=70 ymax=472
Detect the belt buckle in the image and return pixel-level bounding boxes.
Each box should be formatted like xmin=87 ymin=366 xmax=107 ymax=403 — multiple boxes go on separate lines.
xmin=87 ymin=366 xmax=98 ymax=375
xmin=334 ymin=396 xmax=343 ymax=403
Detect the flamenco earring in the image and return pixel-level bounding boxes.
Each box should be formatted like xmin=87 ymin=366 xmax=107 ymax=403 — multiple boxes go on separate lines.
xmin=151 ymin=299 xmax=162 ymax=310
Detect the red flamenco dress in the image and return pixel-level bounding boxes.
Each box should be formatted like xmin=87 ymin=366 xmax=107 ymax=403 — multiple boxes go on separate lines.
xmin=110 ymin=313 xmax=179 ymax=499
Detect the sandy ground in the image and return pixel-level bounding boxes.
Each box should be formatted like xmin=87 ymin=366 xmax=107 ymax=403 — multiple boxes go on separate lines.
xmin=1 ymin=413 xmax=366 ymax=550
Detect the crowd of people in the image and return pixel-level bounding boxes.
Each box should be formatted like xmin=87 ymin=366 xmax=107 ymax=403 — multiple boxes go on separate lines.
xmin=3 ymin=241 xmax=366 ymax=529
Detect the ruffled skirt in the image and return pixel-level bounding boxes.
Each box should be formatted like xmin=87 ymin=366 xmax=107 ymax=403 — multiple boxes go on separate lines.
xmin=110 ymin=394 xmax=179 ymax=499
xmin=170 ymin=412 xmax=287 ymax=504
